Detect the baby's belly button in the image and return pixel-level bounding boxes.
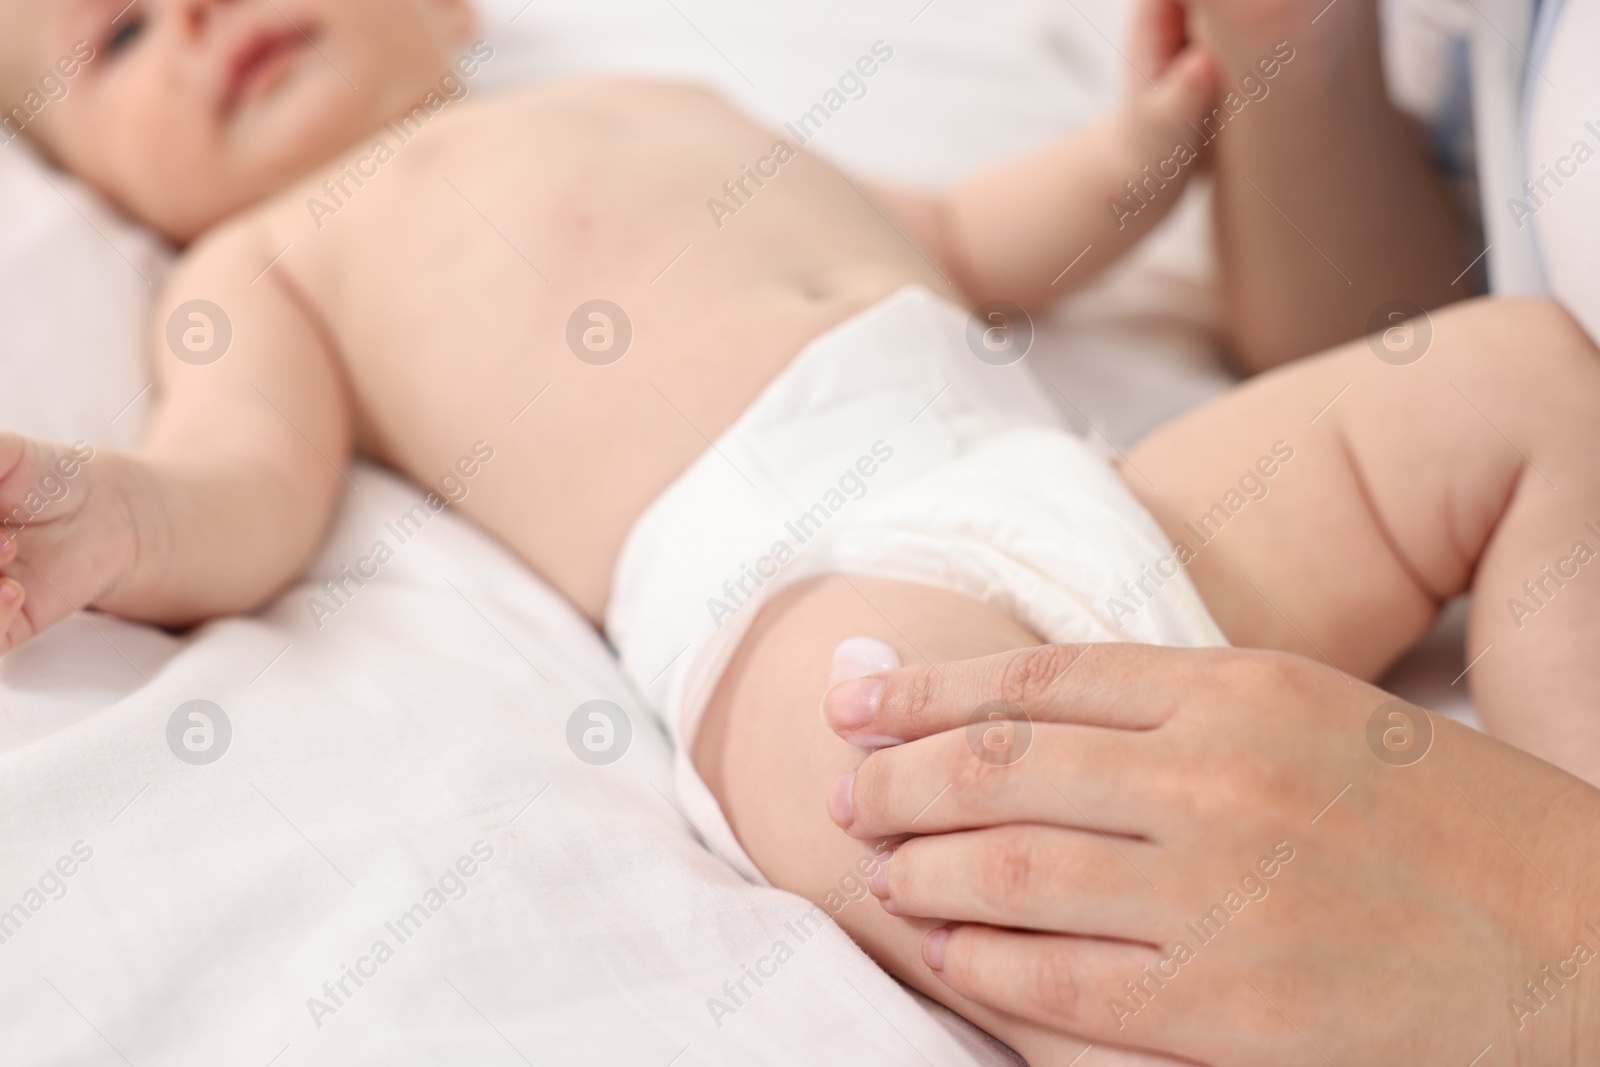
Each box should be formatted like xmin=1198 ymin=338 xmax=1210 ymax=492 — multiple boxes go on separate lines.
xmin=790 ymin=261 xmax=915 ymax=304
xmin=792 ymin=273 xmax=847 ymax=301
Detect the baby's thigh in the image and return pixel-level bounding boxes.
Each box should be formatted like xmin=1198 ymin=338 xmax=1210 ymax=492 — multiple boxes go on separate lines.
xmin=1121 ymin=297 xmax=1595 ymax=681
xmin=692 ymin=575 xmax=1081 ymax=1061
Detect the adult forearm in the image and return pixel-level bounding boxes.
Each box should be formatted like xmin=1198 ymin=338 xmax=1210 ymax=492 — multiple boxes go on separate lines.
xmin=1197 ymin=1 xmax=1469 ymax=371
xmin=1501 ymin=776 xmax=1600 ymax=1064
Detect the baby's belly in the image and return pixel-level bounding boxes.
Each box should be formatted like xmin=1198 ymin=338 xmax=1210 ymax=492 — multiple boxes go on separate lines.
xmin=356 ymin=266 xmax=935 ymax=624
xmin=263 ymin=81 xmax=950 ymax=621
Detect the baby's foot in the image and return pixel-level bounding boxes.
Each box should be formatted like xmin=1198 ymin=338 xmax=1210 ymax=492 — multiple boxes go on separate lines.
xmin=0 ymin=434 xmax=140 ymax=653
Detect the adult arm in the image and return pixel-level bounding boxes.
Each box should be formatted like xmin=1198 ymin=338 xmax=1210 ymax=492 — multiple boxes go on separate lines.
xmin=823 ymin=642 xmax=1600 ymax=1065
xmin=1192 ymin=0 xmax=1472 ymax=371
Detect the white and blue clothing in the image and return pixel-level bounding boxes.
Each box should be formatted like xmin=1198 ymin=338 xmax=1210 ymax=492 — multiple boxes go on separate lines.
xmin=1390 ymin=0 xmax=1599 ymax=338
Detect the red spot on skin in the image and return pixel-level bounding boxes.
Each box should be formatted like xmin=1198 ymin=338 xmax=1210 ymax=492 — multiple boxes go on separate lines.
xmin=538 ymin=200 xmax=601 ymax=267
xmin=552 ymin=198 xmax=597 ymax=250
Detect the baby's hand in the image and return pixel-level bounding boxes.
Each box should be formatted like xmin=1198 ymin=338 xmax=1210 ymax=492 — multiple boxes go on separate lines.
xmin=0 ymin=434 xmax=139 ymax=654
xmin=1120 ymin=0 xmax=1218 ymax=156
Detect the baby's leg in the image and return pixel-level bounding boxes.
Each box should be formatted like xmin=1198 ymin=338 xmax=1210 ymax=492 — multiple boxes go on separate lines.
xmin=1124 ymin=297 xmax=1600 ymax=783
xmin=690 ymin=296 xmax=1600 ymax=1063
xmin=694 ymin=576 xmax=1164 ymax=1066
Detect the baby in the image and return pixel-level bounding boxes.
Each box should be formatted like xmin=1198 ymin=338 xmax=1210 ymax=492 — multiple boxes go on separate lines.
xmin=4 ymin=0 xmax=1600 ymax=1062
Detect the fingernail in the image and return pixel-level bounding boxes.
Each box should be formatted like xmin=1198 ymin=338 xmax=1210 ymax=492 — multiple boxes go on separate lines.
xmin=825 ymin=678 xmax=884 ymax=732
xmin=923 ymin=925 xmax=952 ymax=971
xmin=830 ymin=636 xmax=901 ymax=685
xmin=827 ymin=772 xmax=855 ymax=827
xmin=844 ymin=733 xmax=904 ymax=751
xmin=868 ymin=848 xmax=893 ymax=899
xmin=0 ymin=581 xmax=18 ymax=606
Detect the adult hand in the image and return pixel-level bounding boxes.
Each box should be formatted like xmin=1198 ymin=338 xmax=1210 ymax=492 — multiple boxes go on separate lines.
xmin=822 ymin=642 xmax=1600 ymax=1066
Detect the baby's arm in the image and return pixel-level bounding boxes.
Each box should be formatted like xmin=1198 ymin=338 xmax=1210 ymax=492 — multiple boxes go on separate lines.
xmin=0 ymin=231 xmax=350 ymax=650
xmin=879 ymin=0 xmax=1217 ymax=310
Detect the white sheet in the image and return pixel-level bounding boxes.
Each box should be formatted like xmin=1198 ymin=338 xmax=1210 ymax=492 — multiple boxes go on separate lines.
xmin=1 ymin=459 xmax=1038 ymax=1065
xmin=0 ymin=2 xmax=1146 ymax=1063
xmin=0 ymin=0 xmax=1468 ymax=1061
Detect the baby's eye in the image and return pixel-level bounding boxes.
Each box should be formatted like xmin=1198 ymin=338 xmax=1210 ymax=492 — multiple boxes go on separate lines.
xmin=107 ymin=12 xmax=147 ymax=54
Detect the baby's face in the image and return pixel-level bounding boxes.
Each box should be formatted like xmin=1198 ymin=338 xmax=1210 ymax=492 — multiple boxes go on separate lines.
xmin=4 ymin=0 xmax=476 ymax=242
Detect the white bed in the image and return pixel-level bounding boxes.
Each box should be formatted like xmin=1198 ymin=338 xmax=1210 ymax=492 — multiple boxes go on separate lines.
xmin=0 ymin=2 xmax=1469 ymax=1063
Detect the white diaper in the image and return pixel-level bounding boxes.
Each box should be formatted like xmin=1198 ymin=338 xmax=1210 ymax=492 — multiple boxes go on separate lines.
xmin=607 ymin=286 xmax=1226 ymax=880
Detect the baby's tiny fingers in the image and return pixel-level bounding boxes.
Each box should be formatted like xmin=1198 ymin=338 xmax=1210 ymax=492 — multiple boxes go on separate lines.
xmin=1128 ymin=0 xmax=1191 ymax=77
xmin=1144 ymin=48 xmax=1218 ymax=129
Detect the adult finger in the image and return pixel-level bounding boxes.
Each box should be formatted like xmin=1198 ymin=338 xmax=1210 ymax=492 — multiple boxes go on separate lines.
xmin=876 ymin=824 xmax=1164 ymax=941
xmin=926 ymin=924 xmax=1173 ymax=1049
xmin=833 ymin=723 xmax=1160 ymax=839
xmin=972 ymin=1007 xmax=1207 ymax=1067
xmin=823 ymin=641 xmax=1214 ymax=747
xmin=1077 ymin=1047 xmax=1207 ymax=1067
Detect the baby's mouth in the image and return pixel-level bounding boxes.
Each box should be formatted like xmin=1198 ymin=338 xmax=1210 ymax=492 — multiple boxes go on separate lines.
xmin=223 ymin=26 xmax=314 ymax=116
